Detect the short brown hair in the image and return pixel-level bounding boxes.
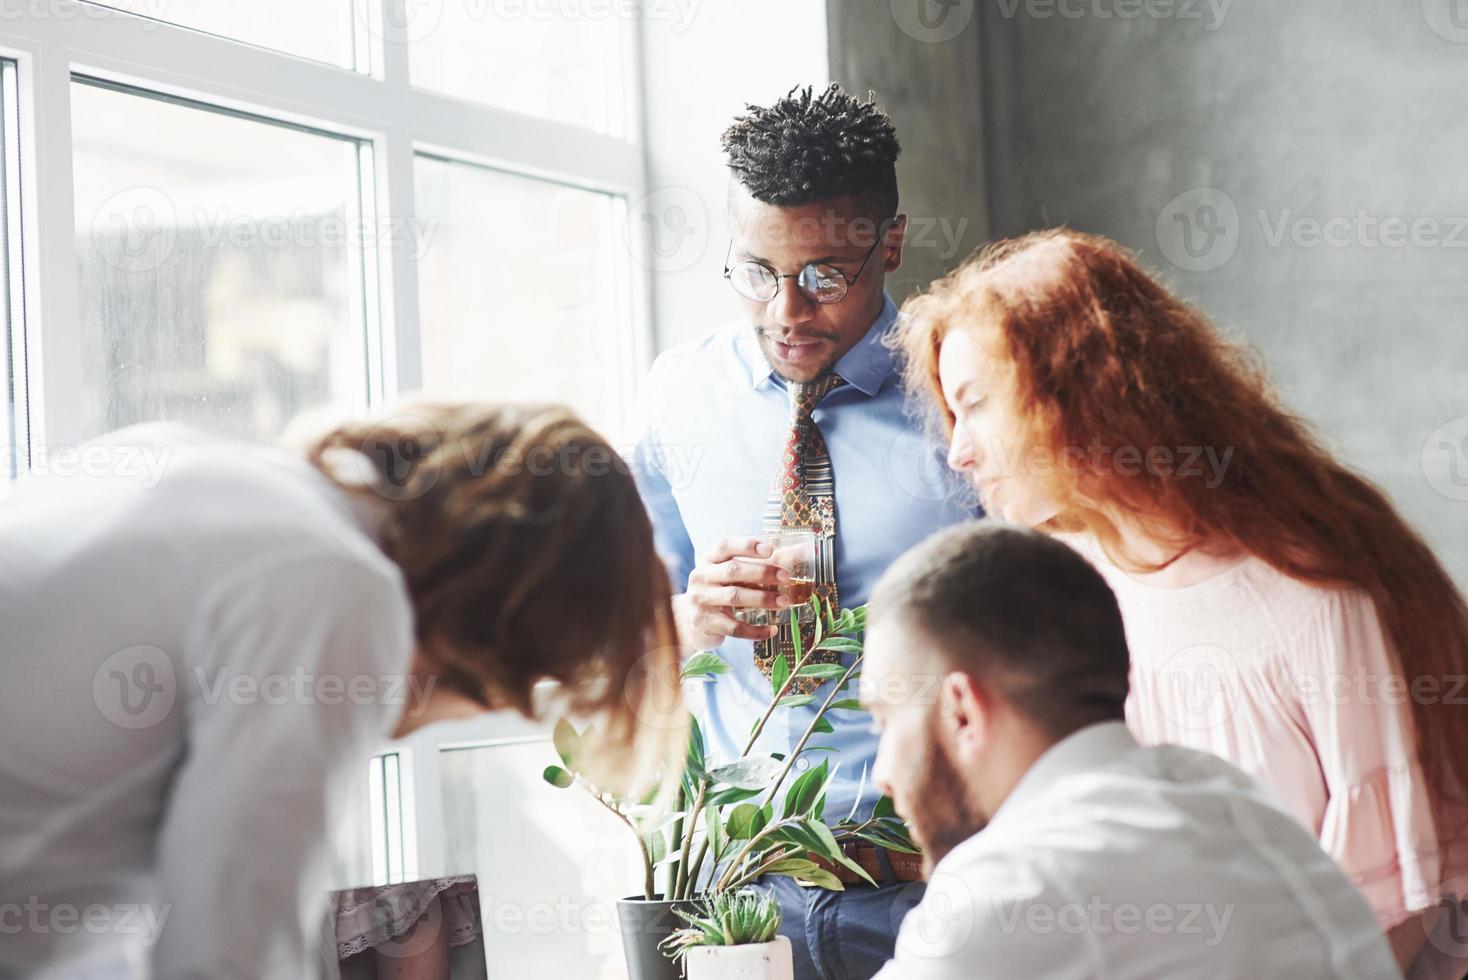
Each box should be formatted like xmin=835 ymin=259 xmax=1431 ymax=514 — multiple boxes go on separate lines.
xmin=871 ymin=521 xmax=1129 ymax=739
xmin=307 ymin=401 xmax=682 ymax=782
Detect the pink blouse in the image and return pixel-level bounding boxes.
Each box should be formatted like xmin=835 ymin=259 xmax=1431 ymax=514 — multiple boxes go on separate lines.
xmin=1065 ymin=533 xmax=1466 ymax=932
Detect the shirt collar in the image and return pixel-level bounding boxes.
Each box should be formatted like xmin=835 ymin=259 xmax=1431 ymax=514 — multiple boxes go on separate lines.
xmin=985 ymin=720 xmax=1138 ymax=833
xmin=739 ymin=292 xmax=900 ymax=397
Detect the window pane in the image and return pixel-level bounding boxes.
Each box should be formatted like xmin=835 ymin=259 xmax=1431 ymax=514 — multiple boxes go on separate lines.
xmin=414 ymin=156 xmax=629 ymax=433
xmin=1 ymin=61 xmax=18 ymax=482
xmin=410 ymin=5 xmax=625 ymax=134
xmin=72 ymin=81 xmax=372 ymax=442
xmin=84 ymin=1 xmax=357 ymax=69
xmin=440 ymin=741 xmax=638 ymax=977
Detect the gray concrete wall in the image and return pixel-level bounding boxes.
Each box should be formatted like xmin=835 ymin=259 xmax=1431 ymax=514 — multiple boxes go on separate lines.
xmin=833 ymin=0 xmax=1467 ymax=583
xmin=826 ymin=0 xmax=992 ymax=303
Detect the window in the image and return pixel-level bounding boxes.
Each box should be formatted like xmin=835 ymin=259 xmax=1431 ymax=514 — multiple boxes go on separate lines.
xmin=439 ymin=739 xmax=637 ymax=974
xmin=1 ymin=59 xmax=20 ymax=482
xmin=3 ymin=3 xmax=653 ymax=968
xmin=83 ymin=0 xmax=361 ymax=68
xmin=414 ymin=155 xmax=634 ymax=433
xmin=71 ymin=80 xmax=374 ymax=441
xmin=410 ymin=6 xmax=629 ymax=135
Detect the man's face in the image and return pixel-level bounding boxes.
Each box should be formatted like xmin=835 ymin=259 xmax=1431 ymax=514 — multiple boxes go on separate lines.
xmin=864 ymin=616 xmax=986 ymax=876
xmin=726 ymin=183 xmax=905 ymax=384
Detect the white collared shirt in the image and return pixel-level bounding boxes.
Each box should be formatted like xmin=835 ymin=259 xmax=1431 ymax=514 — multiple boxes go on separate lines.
xmin=875 ymin=722 xmax=1402 ymax=980
xmin=0 ymin=424 xmax=413 ymax=979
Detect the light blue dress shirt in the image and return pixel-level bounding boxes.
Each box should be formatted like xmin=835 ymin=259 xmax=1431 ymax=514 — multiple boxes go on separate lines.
xmin=630 ymin=295 xmax=979 ymax=822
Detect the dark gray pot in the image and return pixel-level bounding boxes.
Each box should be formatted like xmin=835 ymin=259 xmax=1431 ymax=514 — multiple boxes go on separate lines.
xmin=616 ymin=895 xmax=697 ymax=980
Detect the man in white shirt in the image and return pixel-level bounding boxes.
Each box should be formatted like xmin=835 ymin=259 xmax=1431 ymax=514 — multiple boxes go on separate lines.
xmin=863 ymin=522 xmax=1402 ymax=979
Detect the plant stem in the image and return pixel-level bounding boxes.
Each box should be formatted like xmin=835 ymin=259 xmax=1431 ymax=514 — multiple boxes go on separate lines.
xmin=759 ymin=656 xmax=864 ymax=811
xmin=721 ymin=847 xmax=795 ymax=892
xmin=672 ymin=781 xmax=708 ymax=900
xmin=587 ymin=789 xmax=655 ymax=900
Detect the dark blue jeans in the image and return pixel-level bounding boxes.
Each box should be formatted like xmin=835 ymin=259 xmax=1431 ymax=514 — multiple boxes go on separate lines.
xmin=749 ymin=876 xmax=927 ymax=980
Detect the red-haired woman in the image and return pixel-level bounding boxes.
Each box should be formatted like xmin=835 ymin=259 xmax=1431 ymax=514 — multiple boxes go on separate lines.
xmin=896 ymin=229 xmax=1468 ymax=977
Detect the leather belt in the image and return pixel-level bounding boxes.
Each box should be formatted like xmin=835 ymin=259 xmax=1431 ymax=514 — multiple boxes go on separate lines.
xmin=813 ymin=842 xmax=924 ymax=885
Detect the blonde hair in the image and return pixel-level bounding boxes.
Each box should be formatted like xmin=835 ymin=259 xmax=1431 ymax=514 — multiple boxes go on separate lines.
xmin=306 ymin=400 xmax=685 ymax=792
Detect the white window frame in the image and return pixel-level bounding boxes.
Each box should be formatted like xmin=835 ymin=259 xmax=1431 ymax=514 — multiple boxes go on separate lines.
xmin=0 ymin=0 xmax=654 ymax=458
xmin=0 ymin=0 xmax=656 ymax=885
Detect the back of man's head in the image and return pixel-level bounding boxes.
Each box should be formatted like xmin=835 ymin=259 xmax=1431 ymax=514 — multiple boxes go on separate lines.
xmin=870 ymin=522 xmax=1131 ymax=740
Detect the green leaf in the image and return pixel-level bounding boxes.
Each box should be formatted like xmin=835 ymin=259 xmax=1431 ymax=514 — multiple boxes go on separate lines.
xmin=810 ymin=716 xmax=834 ymax=734
xmin=542 ymin=765 xmax=574 ymax=789
xmin=681 ymin=651 xmax=731 ymax=680
xmin=724 ymin=802 xmax=768 ymax=840
xmin=828 ymin=699 xmax=865 ymax=711
xmin=790 ymin=867 xmax=845 ymax=891
xmin=815 ymin=637 xmax=863 ymax=655
xmin=762 ymin=857 xmax=823 ymax=877
xmin=708 ymin=757 xmax=784 ymax=791
xmin=807 ymin=819 xmax=874 ymax=886
xmin=644 ymin=828 xmax=667 ymax=866
xmin=782 ymin=759 xmax=831 ymax=820
xmin=794 ymin=663 xmax=848 ymax=681
xmin=776 ymin=694 xmax=815 ymax=709
xmin=707 ymin=786 xmax=761 ymax=807
xmin=552 ymin=719 xmax=580 ymax=769
xmin=873 ymin=796 xmax=896 ymax=819
xmin=771 ymin=648 xmax=790 ymax=695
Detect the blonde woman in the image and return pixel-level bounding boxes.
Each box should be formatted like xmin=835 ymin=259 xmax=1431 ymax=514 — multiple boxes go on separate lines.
xmin=0 ymin=403 xmax=680 ymax=980
xmin=895 ymin=230 xmax=1468 ymax=977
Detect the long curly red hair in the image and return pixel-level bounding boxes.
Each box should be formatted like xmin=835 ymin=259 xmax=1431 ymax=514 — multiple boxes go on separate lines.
xmin=896 ymin=227 xmax=1468 ymax=832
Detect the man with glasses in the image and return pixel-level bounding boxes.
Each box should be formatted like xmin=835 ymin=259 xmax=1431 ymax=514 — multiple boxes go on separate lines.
xmin=630 ymin=84 xmax=976 ymax=980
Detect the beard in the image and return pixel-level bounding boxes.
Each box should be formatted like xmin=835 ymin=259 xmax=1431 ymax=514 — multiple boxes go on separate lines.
xmin=902 ymin=734 xmax=986 ymax=878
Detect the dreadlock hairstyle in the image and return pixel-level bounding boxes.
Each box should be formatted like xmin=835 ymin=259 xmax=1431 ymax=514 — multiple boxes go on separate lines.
xmin=721 ymin=83 xmax=901 ymax=220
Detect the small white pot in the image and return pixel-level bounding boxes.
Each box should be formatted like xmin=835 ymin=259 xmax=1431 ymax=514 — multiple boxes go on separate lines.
xmin=683 ymin=936 xmax=793 ymax=980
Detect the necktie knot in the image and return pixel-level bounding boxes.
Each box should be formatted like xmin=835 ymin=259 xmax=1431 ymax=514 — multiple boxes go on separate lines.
xmin=789 ymin=372 xmax=845 ymax=422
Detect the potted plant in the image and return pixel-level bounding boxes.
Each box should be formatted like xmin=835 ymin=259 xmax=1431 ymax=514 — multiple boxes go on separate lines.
xmin=661 ymin=891 xmax=792 ymax=980
xmin=542 ymin=599 xmax=919 ymax=980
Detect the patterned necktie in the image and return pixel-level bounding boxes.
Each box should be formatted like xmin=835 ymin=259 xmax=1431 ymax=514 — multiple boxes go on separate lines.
xmin=754 ymin=373 xmax=844 ymax=693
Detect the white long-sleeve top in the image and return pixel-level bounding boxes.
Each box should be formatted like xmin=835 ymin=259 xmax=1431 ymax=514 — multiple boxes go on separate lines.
xmin=875 ymin=722 xmax=1403 ymax=980
xmin=0 ymin=424 xmax=413 ymax=979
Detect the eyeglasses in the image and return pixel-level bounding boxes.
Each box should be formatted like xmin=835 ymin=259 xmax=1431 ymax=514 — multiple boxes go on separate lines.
xmin=723 ymin=238 xmax=883 ymax=305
